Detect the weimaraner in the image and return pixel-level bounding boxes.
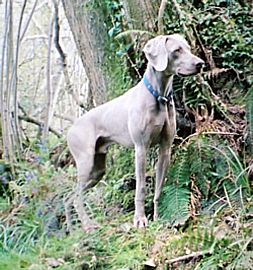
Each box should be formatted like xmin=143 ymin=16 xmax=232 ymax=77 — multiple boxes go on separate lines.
xmin=66 ymin=34 xmax=204 ymax=231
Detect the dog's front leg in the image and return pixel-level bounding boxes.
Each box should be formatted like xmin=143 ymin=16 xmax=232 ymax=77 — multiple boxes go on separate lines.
xmin=153 ymin=145 xmax=171 ymax=221
xmin=154 ymin=110 xmax=176 ymax=221
xmin=134 ymin=144 xmax=148 ymax=228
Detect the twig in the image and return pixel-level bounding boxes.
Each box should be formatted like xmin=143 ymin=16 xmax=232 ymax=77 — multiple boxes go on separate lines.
xmin=192 ymin=25 xmax=215 ymax=69
xmin=53 ymin=0 xmax=66 ymax=67
xmin=115 ymin=29 xmax=154 ymax=40
xmin=167 ymin=242 xmax=216 ymax=265
xmin=54 ymin=113 xmax=74 ymax=123
xmin=19 ymin=115 xmax=61 ymax=138
xmin=166 ymin=249 xmax=212 ymax=264
xmin=18 ymin=104 xmax=61 ymax=137
xmin=34 ymin=0 xmax=48 ymax=12
xmin=158 ymin=0 xmax=167 ymax=34
xmin=20 ymin=0 xmax=38 ymax=42
xmin=179 ymin=131 xmax=240 ymax=147
xmin=52 ymin=0 xmax=86 ymax=112
xmin=23 ymin=35 xmax=48 ymax=41
xmin=171 ymin=0 xmax=194 ymax=46
xmin=233 ymin=237 xmax=253 ymax=265
xmin=125 ymin=53 xmax=142 ymax=79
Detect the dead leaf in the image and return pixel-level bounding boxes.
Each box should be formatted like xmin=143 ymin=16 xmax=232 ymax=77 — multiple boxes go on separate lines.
xmin=45 ymin=258 xmax=65 ymax=268
xmin=144 ymin=258 xmax=156 ymax=269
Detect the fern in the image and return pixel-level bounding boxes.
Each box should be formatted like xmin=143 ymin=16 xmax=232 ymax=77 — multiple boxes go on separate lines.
xmin=159 ymin=185 xmax=190 ymax=226
xmin=169 ymin=147 xmax=191 ymax=186
xmin=189 ymin=137 xmax=213 ymax=198
xmin=159 ymin=134 xmax=250 ymax=226
xmin=172 ymin=75 xmax=184 ymax=95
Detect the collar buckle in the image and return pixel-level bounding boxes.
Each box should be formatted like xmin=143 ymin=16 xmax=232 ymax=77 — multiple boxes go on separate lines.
xmin=157 ymin=96 xmax=169 ymax=105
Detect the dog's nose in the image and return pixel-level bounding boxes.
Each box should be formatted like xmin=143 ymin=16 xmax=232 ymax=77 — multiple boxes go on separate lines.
xmin=196 ymin=61 xmax=205 ymax=71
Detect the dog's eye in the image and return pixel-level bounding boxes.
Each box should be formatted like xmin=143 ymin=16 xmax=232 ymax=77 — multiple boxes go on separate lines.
xmin=174 ymin=47 xmax=182 ymax=54
xmin=172 ymin=47 xmax=182 ymax=58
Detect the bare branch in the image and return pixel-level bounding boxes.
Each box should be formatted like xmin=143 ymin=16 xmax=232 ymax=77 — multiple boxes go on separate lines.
xmin=11 ymin=0 xmax=28 ymax=158
xmin=53 ymin=0 xmax=66 ymax=67
xmin=167 ymin=242 xmax=216 ymax=265
xmin=166 ymin=248 xmax=213 ymax=265
xmin=53 ymin=0 xmax=86 ymax=113
xmin=20 ymin=0 xmax=39 ymax=42
xmin=42 ymin=14 xmax=54 ymax=142
xmin=23 ymin=35 xmax=48 ymax=41
xmin=54 ymin=113 xmax=75 ymax=123
xmin=19 ymin=104 xmax=61 ymax=138
xmin=158 ymin=0 xmax=167 ymax=34
xmin=19 ymin=115 xmax=61 ymax=138
xmin=192 ymin=25 xmax=216 ymax=69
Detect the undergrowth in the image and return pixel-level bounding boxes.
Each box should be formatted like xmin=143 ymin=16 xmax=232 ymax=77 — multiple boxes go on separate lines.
xmin=0 ymin=194 xmax=252 ymax=269
xmin=1 ymin=0 xmax=252 ymax=269
xmin=159 ymin=135 xmax=251 ymax=226
xmin=1 ymin=134 xmax=252 ymax=269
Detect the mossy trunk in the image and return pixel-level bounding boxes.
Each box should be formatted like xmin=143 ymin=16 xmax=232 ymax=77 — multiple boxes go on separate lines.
xmin=123 ymin=0 xmax=160 ymax=32
xmin=61 ymin=0 xmax=108 ymax=107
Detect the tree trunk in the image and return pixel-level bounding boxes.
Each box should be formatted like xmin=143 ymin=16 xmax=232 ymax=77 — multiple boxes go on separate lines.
xmin=0 ymin=0 xmax=15 ymax=169
xmin=123 ymin=0 xmax=160 ymax=32
xmin=42 ymin=14 xmax=54 ymax=143
xmin=11 ymin=0 xmax=28 ymax=156
xmin=61 ymin=0 xmax=108 ymax=107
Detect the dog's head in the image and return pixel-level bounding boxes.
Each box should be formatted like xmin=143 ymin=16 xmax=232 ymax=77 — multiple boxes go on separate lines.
xmin=143 ymin=34 xmax=204 ymax=76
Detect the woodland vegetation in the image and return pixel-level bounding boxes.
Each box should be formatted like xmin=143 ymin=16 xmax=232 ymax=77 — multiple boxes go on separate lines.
xmin=0 ymin=0 xmax=252 ymax=269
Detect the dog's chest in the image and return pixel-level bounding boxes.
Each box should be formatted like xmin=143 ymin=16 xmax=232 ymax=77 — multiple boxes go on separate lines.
xmin=148 ymin=110 xmax=167 ymax=144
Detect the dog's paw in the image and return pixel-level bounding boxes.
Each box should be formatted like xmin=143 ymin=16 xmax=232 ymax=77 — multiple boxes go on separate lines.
xmin=134 ymin=215 xmax=148 ymax=228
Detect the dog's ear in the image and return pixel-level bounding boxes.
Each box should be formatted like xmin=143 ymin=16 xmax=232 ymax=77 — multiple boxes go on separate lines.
xmin=143 ymin=36 xmax=168 ymax=72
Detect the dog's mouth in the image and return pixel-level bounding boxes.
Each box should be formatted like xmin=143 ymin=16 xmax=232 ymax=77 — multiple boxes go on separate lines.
xmin=176 ymin=63 xmax=204 ymax=77
xmin=177 ymin=70 xmax=199 ymax=77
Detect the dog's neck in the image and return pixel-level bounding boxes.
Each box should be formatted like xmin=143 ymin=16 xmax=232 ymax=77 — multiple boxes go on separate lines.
xmin=144 ymin=64 xmax=173 ymax=96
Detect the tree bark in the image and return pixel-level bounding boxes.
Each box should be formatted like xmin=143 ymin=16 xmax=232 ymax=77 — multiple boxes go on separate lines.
xmin=61 ymin=0 xmax=108 ymax=107
xmin=42 ymin=15 xmax=54 ymax=143
xmin=123 ymin=0 xmax=160 ymax=32
xmin=11 ymin=0 xmax=28 ymax=157
xmin=120 ymin=1 xmax=161 ymax=79
xmin=0 ymin=0 xmax=15 ymax=170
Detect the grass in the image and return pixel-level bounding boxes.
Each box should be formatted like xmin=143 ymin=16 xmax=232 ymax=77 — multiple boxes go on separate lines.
xmin=0 ymin=143 xmax=252 ymax=269
xmin=1 ymin=192 xmax=252 ymax=270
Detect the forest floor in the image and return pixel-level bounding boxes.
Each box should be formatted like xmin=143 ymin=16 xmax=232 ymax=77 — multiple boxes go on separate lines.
xmin=0 ymin=162 xmax=252 ymax=270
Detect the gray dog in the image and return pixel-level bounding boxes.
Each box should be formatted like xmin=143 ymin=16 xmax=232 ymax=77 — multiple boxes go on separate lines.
xmin=66 ymin=34 xmax=204 ymax=231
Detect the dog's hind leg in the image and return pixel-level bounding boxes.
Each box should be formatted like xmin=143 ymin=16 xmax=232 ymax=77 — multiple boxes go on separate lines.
xmin=64 ymin=191 xmax=75 ymax=233
xmin=90 ymin=153 xmax=106 ymax=181
xmin=67 ymin=126 xmax=100 ymax=232
xmin=64 ymin=156 xmax=100 ymax=233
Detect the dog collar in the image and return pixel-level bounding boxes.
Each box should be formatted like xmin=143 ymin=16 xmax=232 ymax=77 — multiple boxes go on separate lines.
xmin=143 ymin=75 xmax=173 ymax=105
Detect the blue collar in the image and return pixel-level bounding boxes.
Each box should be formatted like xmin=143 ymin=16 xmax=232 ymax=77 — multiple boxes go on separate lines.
xmin=143 ymin=75 xmax=173 ymax=105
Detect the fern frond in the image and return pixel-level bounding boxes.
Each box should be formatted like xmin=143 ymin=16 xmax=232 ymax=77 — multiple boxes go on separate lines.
xmin=173 ymin=75 xmax=184 ymax=94
xmin=190 ymin=137 xmax=213 ymax=197
xmin=115 ymin=29 xmax=154 ymax=40
xmin=170 ymin=148 xmax=191 ymax=186
xmin=205 ymin=68 xmax=231 ymax=81
xmin=159 ymin=185 xmax=190 ymax=226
